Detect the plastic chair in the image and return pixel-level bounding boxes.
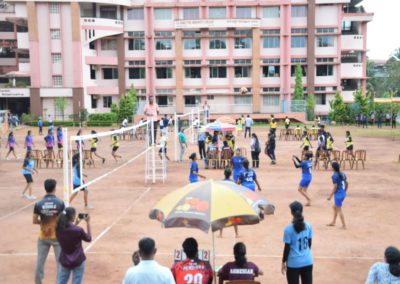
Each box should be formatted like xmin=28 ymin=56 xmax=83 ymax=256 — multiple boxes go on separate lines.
xmin=43 ymin=149 xmax=55 ymax=168
xmin=340 ymin=150 xmax=354 ymax=170
xmin=220 ymin=148 xmax=233 ymax=168
xmin=354 ymin=150 xmax=366 ymax=170
xmin=207 ymin=150 xmax=219 ymax=169
xmin=31 ymin=149 xmax=43 ymax=169
xmin=315 ymin=150 xmax=329 ymax=170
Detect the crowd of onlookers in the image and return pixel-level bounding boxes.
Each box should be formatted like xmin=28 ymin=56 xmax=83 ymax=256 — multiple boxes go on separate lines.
xmin=356 ymin=112 xmax=398 ymax=128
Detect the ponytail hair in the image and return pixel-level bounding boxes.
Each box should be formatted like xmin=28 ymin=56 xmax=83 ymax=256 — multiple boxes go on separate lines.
xmin=331 ymin=161 xmax=344 ymax=182
xmin=233 ymin=242 xmax=247 ymax=267
xmin=385 ymin=246 xmax=400 ymax=277
xmin=292 ymin=211 xmax=305 ymax=233
xmin=56 ymin=207 xmax=76 ymax=234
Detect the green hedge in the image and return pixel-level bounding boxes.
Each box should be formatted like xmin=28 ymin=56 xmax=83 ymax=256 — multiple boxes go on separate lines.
xmin=87 ymin=121 xmax=114 ymax=127
xmin=30 ymin=120 xmax=80 ymax=127
xmin=88 ymin=113 xmax=117 ymax=122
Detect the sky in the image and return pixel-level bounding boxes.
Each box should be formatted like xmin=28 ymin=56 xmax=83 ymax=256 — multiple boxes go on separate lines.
xmin=362 ymin=0 xmax=400 ymax=60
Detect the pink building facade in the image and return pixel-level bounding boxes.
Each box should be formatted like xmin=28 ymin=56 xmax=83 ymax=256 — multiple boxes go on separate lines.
xmin=1 ymin=0 xmax=373 ymax=118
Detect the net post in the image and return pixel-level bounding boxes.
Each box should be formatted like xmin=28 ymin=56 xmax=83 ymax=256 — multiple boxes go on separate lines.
xmin=174 ymin=112 xmax=178 ymax=162
xmin=62 ymin=128 xmax=70 ymax=207
xmin=190 ymin=109 xmax=194 ymax=144
xmin=151 ymin=119 xmax=156 ymax=183
xmin=79 ymin=134 xmax=83 ymax=186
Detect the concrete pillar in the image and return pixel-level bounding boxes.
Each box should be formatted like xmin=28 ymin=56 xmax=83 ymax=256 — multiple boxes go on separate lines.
xmin=252 ymin=28 xmax=261 ymax=113
xmin=307 ymin=0 xmax=316 ymax=95
xmin=30 ymin=88 xmax=42 ymax=118
xmin=175 ymin=29 xmax=184 ymax=113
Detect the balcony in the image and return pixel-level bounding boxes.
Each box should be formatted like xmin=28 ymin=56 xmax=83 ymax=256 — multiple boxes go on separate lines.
xmin=80 ymin=18 xmax=123 ymax=44
xmin=341 ymin=35 xmax=364 ymax=50
xmin=341 ymin=63 xmax=363 ymax=79
xmin=85 ymin=56 xmax=118 ymax=66
xmin=17 ymin=32 xmax=29 ymax=49
xmin=175 ymin=19 xmax=261 ymax=30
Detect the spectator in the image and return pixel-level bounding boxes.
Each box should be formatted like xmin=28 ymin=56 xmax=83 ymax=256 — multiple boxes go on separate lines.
xmin=123 ymin=237 xmax=175 ymax=284
xmin=162 ymin=114 xmax=169 ymax=136
xmin=33 ymin=179 xmax=65 ymax=284
xmin=121 ymin=117 xmax=128 ymax=128
xmin=244 ymin=115 xmax=253 ymax=138
xmin=38 ymin=118 xmax=43 ymax=135
xmin=56 ymin=207 xmax=92 ymax=284
xmin=198 ymin=129 xmax=206 ymax=160
xmin=143 ymin=96 xmax=160 ymax=145
xmin=171 ymin=238 xmax=213 ymax=284
xmin=178 ymin=128 xmax=187 ymax=163
xmin=250 ymin=133 xmax=261 ymax=168
xmin=266 ymin=131 xmax=276 ymax=165
xmin=282 ymin=201 xmax=313 ymax=284
xmin=270 ymin=115 xmax=277 ymax=134
xmin=386 ymin=112 xmax=391 ymax=126
xmin=218 ymin=242 xmax=262 ymax=283
xmin=362 ymin=113 xmax=368 ymax=128
xmin=48 ymin=115 xmax=53 ymax=127
xmin=377 ymin=112 xmax=383 ymax=128
xmin=392 ymin=113 xmax=397 ymax=129
xmin=203 ymin=100 xmax=210 ymax=121
xmin=370 ymin=112 xmax=375 ymax=126
xmin=365 ymin=246 xmax=400 ymax=283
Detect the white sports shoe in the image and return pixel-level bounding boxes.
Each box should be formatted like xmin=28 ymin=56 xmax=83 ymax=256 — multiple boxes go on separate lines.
xmin=28 ymin=195 xmax=37 ymax=200
xmin=85 ymin=205 xmax=94 ymax=209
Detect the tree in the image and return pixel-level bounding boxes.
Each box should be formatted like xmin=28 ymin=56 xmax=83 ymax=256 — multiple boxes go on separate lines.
xmin=329 ymin=92 xmax=349 ymax=123
xmin=306 ymin=94 xmax=316 ymax=121
xmin=111 ymin=86 xmax=139 ymax=122
xmin=54 ymin=97 xmax=69 ymax=121
xmin=293 ymin=64 xmax=304 ymax=100
xmin=353 ymin=89 xmax=369 ymax=115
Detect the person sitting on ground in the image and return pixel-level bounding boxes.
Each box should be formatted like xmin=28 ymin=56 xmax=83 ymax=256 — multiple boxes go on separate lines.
xmin=366 ymin=246 xmax=400 ymax=284
xmin=223 ymin=167 xmax=233 ymax=182
xmin=171 ymin=237 xmax=213 ymax=284
xmin=218 ymin=242 xmax=262 ymax=283
xmin=123 ymin=237 xmax=175 ymax=284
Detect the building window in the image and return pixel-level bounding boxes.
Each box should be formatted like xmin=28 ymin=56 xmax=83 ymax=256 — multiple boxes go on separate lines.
xmin=50 ymin=29 xmax=61 ymax=39
xmin=263 ymin=95 xmax=280 ymax=106
xmin=209 ymin=7 xmax=226 ymax=19
xmin=183 ymin=39 xmax=200 ymax=50
xmin=102 ymin=68 xmax=118 ymax=79
xmin=101 ymin=39 xmax=117 ymax=50
xmin=100 ymin=6 xmax=117 ymax=19
xmin=317 ymin=27 xmax=337 ymax=34
xmin=91 ymin=95 xmax=97 ymax=109
xmin=51 ymin=53 xmax=62 ymax=64
xmin=52 ymin=76 xmax=62 ymax=87
xmin=315 ymin=94 xmax=326 ymax=105
xmin=184 ymin=96 xmax=200 ymax=106
xmin=291 ymin=36 xmax=307 ymax=48
xmin=263 ymin=7 xmax=280 ymax=18
xmin=90 ymin=65 xmax=96 ymax=79
xmin=291 ymin=5 xmax=307 ymax=17
xmin=317 ymin=36 xmax=335 ymax=47
xmin=263 ymin=87 xmax=280 ymax=93
xmin=103 ymin=96 xmax=112 ymax=108
xmin=0 ymin=47 xmax=15 ymax=58
xmin=263 ymin=37 xmax=280 ymax=48
xmin=154 ymin=8 xmax=172 ymax=20
xmin=0 ymin=21 xmax=14 ymax=32
xmin=209 ymin=38 xmax=226 ymax=49
xmin=291 ymin=65 xmax=307 ymax=76
xmin=155 ymin=39 xmax=172 ymax=50
xmin=234 ymin=38 xmax=252 ymax=49
xmin=209 ymin=67 xmax=226 ymax=78
xmin=128 ymin=39 xmax=145 ymax=50
xmin=17 ymin=25 xmax=28 ymax=33
xmin=316 ymin=65 xmax=333 ymax=76
xmin=263 ymin=66 xmax=280 ymax=77
xmin=129 ymin=68 xmax=145 ymax=79
xmin=49 ymin=3 xmax=60 ymax=14
xmin=156 ymin=67 xmax=173 ymax=79
xmin=184 ymin=67 xmax=201 ymax=79
xmin=127 ymin=8 xmax=144 ymax=20
xmin=234 ymin=96 xmax=252 ymax=105
xmin=234 ymin=66 xmax=250 ymax=78
xmin=236 ymin=7 xmax=252 ymax=19
xmin=183 ymin=8 xmax=199 ymax=20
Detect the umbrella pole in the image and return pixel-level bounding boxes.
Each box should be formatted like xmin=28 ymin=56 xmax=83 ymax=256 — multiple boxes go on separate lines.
xmin=212 ymin=231 xmax=217 ymax=284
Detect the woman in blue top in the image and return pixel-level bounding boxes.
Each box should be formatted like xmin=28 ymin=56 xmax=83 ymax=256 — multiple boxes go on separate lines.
xmin=5 ymin=131 xmax=18 ymax=160
xmin=327 ymin=162 xmax=349 ymax=229
xmin=21 ymin=151 xmax=38 ymax=200
xmin=57 ymin=126 xmax=63 ymax=149
xmin=237 ymin=159 xmax=261 ymax=191
xmin=25 ymin=130 xmax=34 ymax=152
xmin=69 ymin=153 xmax=92 ymax=209
xmin=292 ymin=153 xmax=313 ymax=206
xmin=188 ymin=153 xmax=206 ymax=183
xmin=231 ymin=149 xmax=244 ymax=182
xmin=282 ymin=201 xmax=313 ymax=284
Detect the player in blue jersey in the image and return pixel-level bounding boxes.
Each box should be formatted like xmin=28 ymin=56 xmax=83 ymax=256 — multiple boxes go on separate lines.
xmin=327 ymin=162 xmax=348 ymax=229
xmin=189 ymin=153 xmax=206 ymax=183
xmin=223 ymin=167 xmax=233 ymax=182
xmin=237 ymin=159 xmax=261 ymax=191
xmin=292 ymin=153 xmax=313 ymax=206
xmin=282 ymin=201 xmax=313 ymax=284
xmin=231 ymin=149 xmax=245 ymax=182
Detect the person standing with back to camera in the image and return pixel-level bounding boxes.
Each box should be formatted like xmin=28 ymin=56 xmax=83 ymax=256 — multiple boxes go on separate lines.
xmin=143 ymin=95 xmax=160 ymax=145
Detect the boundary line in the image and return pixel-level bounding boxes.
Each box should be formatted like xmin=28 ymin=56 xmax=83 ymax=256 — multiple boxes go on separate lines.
xmin=84 ymin=187 xmax=152 ymax=253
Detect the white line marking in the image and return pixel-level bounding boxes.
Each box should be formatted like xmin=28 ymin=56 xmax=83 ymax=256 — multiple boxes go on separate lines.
xmin=84 ymin=187 xmax=152 ymax=253
xmin=0 ymin=201 xmax=36 ymax=222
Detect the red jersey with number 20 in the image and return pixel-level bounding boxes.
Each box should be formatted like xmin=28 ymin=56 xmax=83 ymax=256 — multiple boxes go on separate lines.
xmin=171 ymin=258 xmax=213 ymax=284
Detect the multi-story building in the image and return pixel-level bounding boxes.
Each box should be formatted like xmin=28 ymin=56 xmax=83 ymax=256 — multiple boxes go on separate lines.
xmin=1 ymin=0 xmax=373 ymax=118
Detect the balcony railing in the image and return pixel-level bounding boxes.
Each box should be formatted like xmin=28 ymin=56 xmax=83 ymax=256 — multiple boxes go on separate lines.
xmin=343 ymin=6 xmax=366 ymax=14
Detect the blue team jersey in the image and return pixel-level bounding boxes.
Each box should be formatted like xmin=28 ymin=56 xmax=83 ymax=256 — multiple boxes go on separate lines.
xmin=239 ymin=169 xmax=257 ymax=191
xmin=300 ymin=160 xmax=312 ymax=177
xmin=189 ymin=161 xmax=199 ymax=183
xmin=57 ymin=130 xmax=63 ymax=143
xmin=22 ymin=159 xmax=35 ymax=175
xmin=332 ymin=172 xmax=347 ymax=195
xmin=231 ymin=156 xmax=244 ymax=172
xmin=283 ymin=221 xmax=313 ymax=268
xmin=72 ymin=165 xmax=82 ymax=186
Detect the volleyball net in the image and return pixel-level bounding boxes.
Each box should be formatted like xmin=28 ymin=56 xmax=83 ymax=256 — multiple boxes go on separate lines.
xmin=62 ymin=120 xmax=152 ymax=206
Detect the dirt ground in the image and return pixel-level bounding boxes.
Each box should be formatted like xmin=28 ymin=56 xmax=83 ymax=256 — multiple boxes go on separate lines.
xmin=0 ymin=124 xmax=399 ymax=284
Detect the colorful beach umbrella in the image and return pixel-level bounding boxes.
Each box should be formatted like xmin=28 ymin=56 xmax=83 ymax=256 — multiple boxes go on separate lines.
xmin=149 ymin=180 xmax=275 ymax=233
xmin=206 ymin=122 xmax=237 ymax=132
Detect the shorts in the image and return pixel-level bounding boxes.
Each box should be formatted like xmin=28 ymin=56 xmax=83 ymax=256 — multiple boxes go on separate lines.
xmin=46 ymin=146 xmax=53 ymax=151
xmin=303 ymin=146 xmax=309 ymax=151
xmin=346 ymin=145 xmax=353 ymax=151
xmin=90 ymin=147 xmax=97 ymax=153
xmin=57 ymin=143 xmax=63 ymax=149
xmin=9 ymin=146 xmax=14 ymax=151
xmin=26 ymin=146 xmax=32 ymax=152
xmin=285 ymin=125 xmax=289 ymax=129
xmin=112 ymin=146 xmax=119 ymax=152
xmin=159 ymin=147 xmax=167 ymax=154
xmin=334 ymin=193 xmax=346 ymax=207
xmin=23 ymin=174 xmax=33 ymax=183
xmin=299 ymin=177 xmax=312 ymax=188
xmin=73 ymin=183 xmax=87 ymax=192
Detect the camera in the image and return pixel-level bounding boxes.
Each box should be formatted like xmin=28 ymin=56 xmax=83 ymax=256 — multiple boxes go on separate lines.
xmin=78 ymin=213 xmax=88 ymax=219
